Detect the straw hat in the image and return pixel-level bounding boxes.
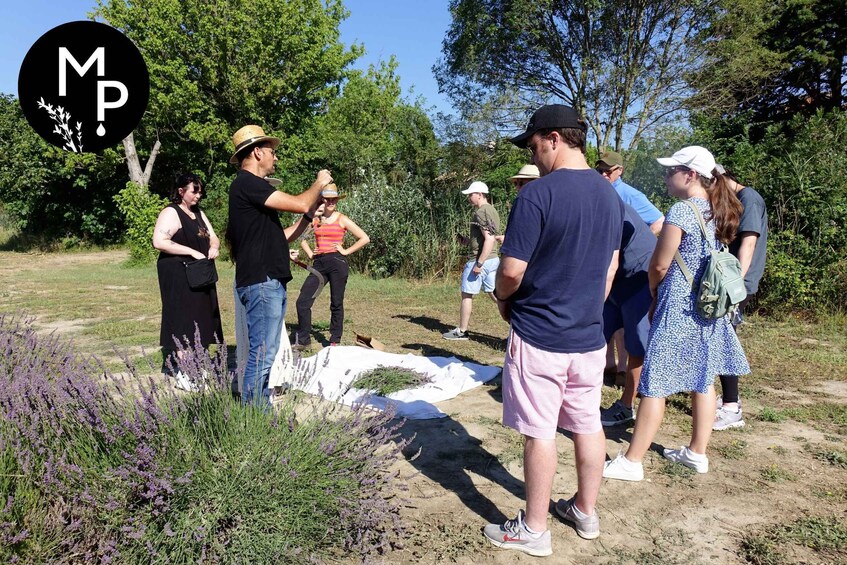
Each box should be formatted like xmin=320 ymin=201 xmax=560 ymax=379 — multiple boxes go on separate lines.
xmin=510 ymin=164 xmax=540 ymax=181
xmin=321 ymin=183 xmax=346 ymax=200
xmin=229 ymin=125 xmax=280 ymax=165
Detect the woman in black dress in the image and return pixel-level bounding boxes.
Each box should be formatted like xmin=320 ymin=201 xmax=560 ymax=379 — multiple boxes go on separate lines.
xmin=153 ymin=173 xmax=223 ymax=385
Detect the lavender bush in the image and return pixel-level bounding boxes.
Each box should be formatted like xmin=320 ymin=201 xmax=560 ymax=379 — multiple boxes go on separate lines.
xmin=0 ymin=315 xmax=408 ymax=563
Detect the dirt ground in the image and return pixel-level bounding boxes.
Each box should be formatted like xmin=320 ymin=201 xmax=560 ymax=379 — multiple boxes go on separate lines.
xmin=369 ymin=376 xmax=845 ymax=564
xmin=4 ymin=250 xmax=845 ymax=564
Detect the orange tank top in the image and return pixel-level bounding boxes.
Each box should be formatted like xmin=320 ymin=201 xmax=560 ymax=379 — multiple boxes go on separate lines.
xmin=313 ymin=216 xmax=347 ymax=254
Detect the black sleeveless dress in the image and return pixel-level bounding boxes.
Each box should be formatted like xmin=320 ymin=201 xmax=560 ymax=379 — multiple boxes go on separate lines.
xmin=157 ymin=204 xmax=223 ymax=348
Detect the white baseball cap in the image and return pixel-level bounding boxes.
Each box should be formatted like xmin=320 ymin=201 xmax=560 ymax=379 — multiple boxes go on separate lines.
xmin=656 ymin=146 xmax=716 ymax=179
xmin=461 ymin=181 xmax=489 ymax=194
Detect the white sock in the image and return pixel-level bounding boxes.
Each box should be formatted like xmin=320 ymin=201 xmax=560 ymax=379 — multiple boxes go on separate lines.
xmin=684 ymin=447 xmax=706 ymax=460
xmin=522 ymin=518 xmax=544 ymax=537
xmin=571 ymin=502 xmax=590 ymax=520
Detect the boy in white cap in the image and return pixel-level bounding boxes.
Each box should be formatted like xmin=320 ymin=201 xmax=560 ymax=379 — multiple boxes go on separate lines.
xmin=442 ymin=181 xmax=500 ymax=340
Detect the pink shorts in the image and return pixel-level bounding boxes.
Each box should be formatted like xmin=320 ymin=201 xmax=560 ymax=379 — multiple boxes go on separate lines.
xmin=502 ymin=329 xmax=605 ymax=439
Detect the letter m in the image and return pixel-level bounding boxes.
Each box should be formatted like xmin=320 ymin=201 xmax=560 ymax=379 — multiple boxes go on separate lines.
xmin=58 ymin=47 xmax=105 ymax=96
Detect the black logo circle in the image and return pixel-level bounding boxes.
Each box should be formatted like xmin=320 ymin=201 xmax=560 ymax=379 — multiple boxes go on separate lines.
xmin=18 ymin=21 xmax=149 ymax=153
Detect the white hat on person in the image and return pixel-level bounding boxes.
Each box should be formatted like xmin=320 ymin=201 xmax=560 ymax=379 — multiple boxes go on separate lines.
xmin=510 ymin=164 xmax=540 ymax=181
xmin=656 ymin=146 xmax=717 ymax=179
xmin=461 ymin=180 xmax=489 ymax=194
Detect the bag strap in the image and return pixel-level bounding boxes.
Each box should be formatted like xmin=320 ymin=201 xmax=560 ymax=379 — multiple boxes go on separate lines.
xmin=673 ymin=200 xmax=709 ymax=288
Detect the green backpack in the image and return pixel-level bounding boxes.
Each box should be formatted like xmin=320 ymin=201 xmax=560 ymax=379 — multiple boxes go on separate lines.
xmin=673 ymin=200 xmax=747 ymax=320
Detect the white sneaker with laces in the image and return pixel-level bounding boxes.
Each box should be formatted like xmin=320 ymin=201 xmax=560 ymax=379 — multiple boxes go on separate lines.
xmin=663 ymin=446 xmax=709 ymax=473
xmin=602 ymin=453 xmax=644 ymax=481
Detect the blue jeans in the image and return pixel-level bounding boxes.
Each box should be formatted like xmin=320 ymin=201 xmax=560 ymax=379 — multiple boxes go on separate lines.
xmin=236 ymin=277 xmax=286 ymax=406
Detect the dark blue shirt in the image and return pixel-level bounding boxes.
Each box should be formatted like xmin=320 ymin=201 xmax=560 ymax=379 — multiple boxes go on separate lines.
xmin=608 ymin=203 xmax=656 ymax=302
xmin=501 ymin=168 xmax=624 ymax=353
xmin=728 ymin=186 xmax=768 ymax=294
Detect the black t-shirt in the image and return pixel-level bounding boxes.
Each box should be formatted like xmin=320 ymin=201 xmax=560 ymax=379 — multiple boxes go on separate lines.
xmin=228 ymin=169 xmax=292 ymax=287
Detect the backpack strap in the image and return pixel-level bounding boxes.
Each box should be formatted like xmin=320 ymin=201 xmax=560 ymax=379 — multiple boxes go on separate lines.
xmin=673 ymin=200 xmax=708 ymax=289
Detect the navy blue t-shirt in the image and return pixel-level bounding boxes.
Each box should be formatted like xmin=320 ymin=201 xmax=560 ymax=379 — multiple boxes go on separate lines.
xmin=500 ymin=168 xmax=624 ymax=353
xmin=608 ymin=203 xmax=656 ymax=302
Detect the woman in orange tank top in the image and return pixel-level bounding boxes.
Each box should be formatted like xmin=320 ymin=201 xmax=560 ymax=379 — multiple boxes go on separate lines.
xmin=293 ymin=185 xmax=370 ymax=347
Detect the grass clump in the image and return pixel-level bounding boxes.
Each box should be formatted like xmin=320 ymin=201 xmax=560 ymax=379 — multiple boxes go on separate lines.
xmin=352 ymin=365 xmax=433 ymax=396
xmin=0 ymin=315 xmax=407 ymax=563
xmin=757 ymin=407 xmax=786 ymax=423
xmin=760 ymin=464 xmax=795 ymax=483
xmin=741 ymin=516 xmax=847 ymax=564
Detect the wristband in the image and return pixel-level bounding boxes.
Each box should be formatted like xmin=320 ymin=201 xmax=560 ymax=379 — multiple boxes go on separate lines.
xmin=475 ymin=261 xmax=483 ymax=268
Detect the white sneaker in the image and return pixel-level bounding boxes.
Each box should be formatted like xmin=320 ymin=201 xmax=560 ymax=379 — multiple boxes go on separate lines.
xmin=713 ymin=406 xmax=745 ymax=430
xmin=602 ymin=453 xmax=644 ymax=481
xmin=662 ymin=446 xmax=709 ymax=473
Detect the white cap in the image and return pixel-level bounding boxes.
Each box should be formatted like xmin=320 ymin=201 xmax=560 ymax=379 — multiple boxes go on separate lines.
xmin=461 ymin=180 xmax=489 ymax=194
xmin=656 ymin=146 xmax=716 ymax=179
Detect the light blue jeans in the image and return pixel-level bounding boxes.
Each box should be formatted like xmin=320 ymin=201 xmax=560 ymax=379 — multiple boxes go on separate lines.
xmin=236 ymin=277 xmax=286 ymax=406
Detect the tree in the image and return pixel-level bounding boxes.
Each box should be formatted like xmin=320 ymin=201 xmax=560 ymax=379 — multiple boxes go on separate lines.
xmin=313 ymin=59 xmax=440 ymax=188
xmin=95 ymin=0 xmax=363 ymax=188
xmin=694 ymin=0 xmax=847 ymax=127
xmin=435 ymin=0 xmax=716 ymax=151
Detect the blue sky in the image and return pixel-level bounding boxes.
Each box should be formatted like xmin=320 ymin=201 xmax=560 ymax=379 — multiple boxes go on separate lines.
xmin=1 ymin=0 xmax=455 ymax=115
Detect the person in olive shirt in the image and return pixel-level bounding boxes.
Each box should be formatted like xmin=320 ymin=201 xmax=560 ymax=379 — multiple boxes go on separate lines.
xmin=443 ymin=181 xmax=500 ymax=340
xmin=226 ymin=125 xmax=330 ymax=406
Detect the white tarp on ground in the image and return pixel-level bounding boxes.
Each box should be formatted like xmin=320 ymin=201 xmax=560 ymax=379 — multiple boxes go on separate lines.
xmin=289 ymin=346 xmax=501 ymax=419
xmin=234 ymin=286 xmax=501 ymax=419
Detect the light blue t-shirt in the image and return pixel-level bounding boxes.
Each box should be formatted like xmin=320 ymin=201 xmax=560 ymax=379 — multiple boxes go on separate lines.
xmin=612 ymin=178 xmax=663 ymax=225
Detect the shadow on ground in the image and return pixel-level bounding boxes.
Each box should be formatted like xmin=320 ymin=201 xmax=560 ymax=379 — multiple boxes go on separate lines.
xmin=395 ymin=414 xmax=525 ymax=525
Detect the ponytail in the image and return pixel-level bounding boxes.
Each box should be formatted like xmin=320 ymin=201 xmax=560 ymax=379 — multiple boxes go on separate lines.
xmin=704 ymin=171 xmax=742 ymax=245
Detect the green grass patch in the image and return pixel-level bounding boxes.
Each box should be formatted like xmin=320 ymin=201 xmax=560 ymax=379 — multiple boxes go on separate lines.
xmin=716 ymin=439 xmax=748 ymax=460
xmin=812 ymin=448 xmax=847 ymax=469
xmin=760 ymin=464 xmax=795 ymax=482
xmin=741 ymin=516 xmax=847 ymax=564
xmin=757 ymin=407 xmax=786 ymax=423
xmin=782 ymin=403 xmax=847 ymax=435
xmin=352 ymin=365 xmax=432 ymax=396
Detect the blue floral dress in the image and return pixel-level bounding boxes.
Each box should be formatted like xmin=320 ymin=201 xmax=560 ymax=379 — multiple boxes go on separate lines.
xmin=639 ymin=197 xmax=750 ymax=397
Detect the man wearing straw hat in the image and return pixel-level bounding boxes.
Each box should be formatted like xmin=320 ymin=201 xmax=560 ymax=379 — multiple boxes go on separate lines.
xmin=509 ymin=164 xmax=540 ymax=192
xmin=227 ymin=124 xmax=331 ymax=406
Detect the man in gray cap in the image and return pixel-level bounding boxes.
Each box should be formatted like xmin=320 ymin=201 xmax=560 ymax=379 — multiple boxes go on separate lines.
xmin=227 ymin=125 xmax=330 ymax=406
xmin=443 ymin=180 xmax=501 ymax=340
xmin=482 ymin=105 xmax=623 ymax=556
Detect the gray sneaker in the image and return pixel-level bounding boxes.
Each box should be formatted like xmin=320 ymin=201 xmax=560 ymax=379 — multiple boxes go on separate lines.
xmin=483 ymin=510 xmax=552 ymax=557
xmin=600 ymin=400 xmax=635 ymax=427
xmin=713 ymin=406 xmax=745 ymax=430
xmin=442 ymin=327 xmax=469 ymax=340
xmin=554 ymin=496 xmax=600 ymax=540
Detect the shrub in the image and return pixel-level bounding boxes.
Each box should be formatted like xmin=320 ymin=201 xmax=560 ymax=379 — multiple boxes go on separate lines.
xmin=0 ymin=315 xmax=406 ymax=563
xmin=115 ymin=182 xmax=168 ymax=265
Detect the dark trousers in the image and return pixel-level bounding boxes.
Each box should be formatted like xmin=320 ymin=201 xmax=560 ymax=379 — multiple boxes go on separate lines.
xmin=719 ymin=294 xmax=753 ymax=403
xmin=295 ymin=252 xmax=349 ymax=344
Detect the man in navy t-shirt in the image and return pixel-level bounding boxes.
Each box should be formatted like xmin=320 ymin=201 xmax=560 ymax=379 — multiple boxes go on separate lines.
xmin=482 ymin=105 xmax=623 ymax=556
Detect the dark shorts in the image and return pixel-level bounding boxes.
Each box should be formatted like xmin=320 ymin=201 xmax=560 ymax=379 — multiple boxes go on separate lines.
xmin=603 ymin=277 xmax=651 ymax=358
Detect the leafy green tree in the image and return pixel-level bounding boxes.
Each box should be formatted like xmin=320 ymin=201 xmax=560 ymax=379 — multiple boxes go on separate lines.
xmin=694 ymin=0 xmax=846 ymax=127
xmin=0 ymin=94 xmax=125 ymax=245
xmin=95 ymin=0 xmax=363 ymax=189
xmin=312 ymin=59 xmax=440 ymax=188
xmin=435 ymin=0 xmax=716 ymax=151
